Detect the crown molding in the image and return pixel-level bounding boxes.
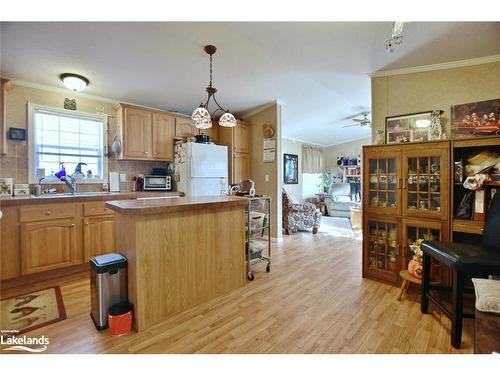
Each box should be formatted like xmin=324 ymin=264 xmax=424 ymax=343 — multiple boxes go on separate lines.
xmin=283 ymin=135 xmax=372 ymax=148
xmin=239 ymin=100 xmax=282 ymax=120
xmin=0 ymin=76 xmax=191 ymax=116
xmin=370 ymin=54 xmax=500 ymax=78
xmin=324 ymin=135 xmax=372 ymax=148
xmin=282 ymin=136 xmax=326 ymax=148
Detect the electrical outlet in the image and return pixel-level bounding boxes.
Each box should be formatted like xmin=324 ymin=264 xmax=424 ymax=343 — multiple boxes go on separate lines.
xmin=265 ymin=174 xmax=269 ymax=182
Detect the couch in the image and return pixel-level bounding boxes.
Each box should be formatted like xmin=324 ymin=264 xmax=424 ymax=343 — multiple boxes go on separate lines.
xmin=282 ymin=189 xmax=321 ymax=234
xmin=324 ymin=183 xmax=361 ymax=218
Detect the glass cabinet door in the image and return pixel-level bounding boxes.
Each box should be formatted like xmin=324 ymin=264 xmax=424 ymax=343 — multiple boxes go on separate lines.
xmin=403 ymin=148 xmax=448 ymax=220
xmin=365 ymin=219 xmax=400 ymax=281
xmin=365 ymin=152 xmax=400 ymax=215
xmin=403 ymin=220 xmax=447 ymax=283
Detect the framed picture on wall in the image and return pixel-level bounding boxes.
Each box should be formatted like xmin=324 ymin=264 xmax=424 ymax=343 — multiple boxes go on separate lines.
xmin=283 ymin=153 xmax=298 ymax=184
xmin=385 ymin=111 xmax=433 ymax=144
xmin=451 ymin=98 xmax=500 ymax=139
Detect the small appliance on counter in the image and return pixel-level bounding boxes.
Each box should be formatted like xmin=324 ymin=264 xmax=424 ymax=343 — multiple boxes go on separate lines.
xmin=109 ymin=172 xmax=120 ymax=192
xmin=143 ymin=175 xmax=172 ymax=191
xmin=194 ymin=134 xmax=210 ymax=144
xmin=14 ymin=184 xmax=30 ymax=196
xmin=238 ymin=179 xmax=255 ymax=194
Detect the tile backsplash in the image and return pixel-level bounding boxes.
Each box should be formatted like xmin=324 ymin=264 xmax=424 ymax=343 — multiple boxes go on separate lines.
xmin=0 ymin=141 xmax=169 ymax=192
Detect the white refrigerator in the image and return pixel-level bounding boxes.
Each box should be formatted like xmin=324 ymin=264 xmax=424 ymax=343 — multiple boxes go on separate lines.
xmin=176 ymin=142 xmax=228 ymax=196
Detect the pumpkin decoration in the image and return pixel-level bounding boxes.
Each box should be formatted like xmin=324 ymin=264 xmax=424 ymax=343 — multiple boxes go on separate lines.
xmin=408 ymin=256 xmax=423 ymax=279
xmin=408 ymin=239 xmax=424 ymax=279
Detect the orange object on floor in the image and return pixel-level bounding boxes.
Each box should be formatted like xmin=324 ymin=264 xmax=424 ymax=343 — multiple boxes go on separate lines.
xmin=108 ymin=303 xmax=133 ymax=336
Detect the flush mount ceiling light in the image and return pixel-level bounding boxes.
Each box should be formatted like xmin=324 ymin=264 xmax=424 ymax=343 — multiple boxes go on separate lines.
xmin=60 ymin=73 xmax=89 ymax=92
xmin=192 ymin=45 xmax=237 ymax=129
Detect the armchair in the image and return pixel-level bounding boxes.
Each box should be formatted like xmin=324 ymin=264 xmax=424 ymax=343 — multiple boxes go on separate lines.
xmin=421 ymin=192 xmax=500 ymax=349
xmin=282 ymin=188 xmax=321 ymax=234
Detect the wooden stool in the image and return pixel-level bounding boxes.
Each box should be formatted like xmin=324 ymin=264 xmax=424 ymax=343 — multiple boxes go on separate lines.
xmin=397 ymin=270 xmax=421 ymax=301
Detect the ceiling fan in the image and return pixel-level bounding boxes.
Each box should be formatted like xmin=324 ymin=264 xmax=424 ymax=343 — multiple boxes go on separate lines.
xmin=342 ymin=112 xmax=371 ymax=128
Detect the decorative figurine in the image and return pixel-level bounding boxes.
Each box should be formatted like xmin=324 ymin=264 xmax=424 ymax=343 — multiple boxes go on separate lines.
xmin=428 ymin=110 xmax=446 ymax=140
xmin=64 ymin=98 xmax=77 ymax=110
xmin=375 ymin=129 xmax=385 ymax=145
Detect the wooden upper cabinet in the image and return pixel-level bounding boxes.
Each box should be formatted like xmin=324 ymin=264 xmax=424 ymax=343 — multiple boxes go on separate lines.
xmin=0 ymin=79 xmax=10 ymax=155
xmin=175 ymin=117 xmax=198 ymax=138
xmin=20 ymin=218 xmax=77 ymax=275
xmin=122 ymin=106 xmax=152 ymax=159
xmin=115 ymin=104 xmax=176 ymax=161
xmin=363 ymin=148 xmax=402 ymax=217
xmin=402 ymin=145 xmax=449 ymax=221
xmin=233 ymin=122 xmax=250 ymax=153
xmin=152 ymin=112 xmax=175 ymax=160
xmin=233 ymin=152 xmax=251 ymax=183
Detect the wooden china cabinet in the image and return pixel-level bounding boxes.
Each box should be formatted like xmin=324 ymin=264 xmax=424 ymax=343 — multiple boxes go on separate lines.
xmin=362 ymin=140 xmax=450 ymax=285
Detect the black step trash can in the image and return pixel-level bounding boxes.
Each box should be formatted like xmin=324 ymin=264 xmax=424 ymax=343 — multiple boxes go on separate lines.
xmin=90 ymin=253 xmax=128 ymax=330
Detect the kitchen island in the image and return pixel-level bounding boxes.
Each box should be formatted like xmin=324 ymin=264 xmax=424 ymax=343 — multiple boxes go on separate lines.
xmin=106 ymin=196 xmax=247 ymax=331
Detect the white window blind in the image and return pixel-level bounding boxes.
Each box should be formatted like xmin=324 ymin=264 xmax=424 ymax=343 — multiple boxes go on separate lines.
xmin=33 ymin=107 xmax=105 ymax=180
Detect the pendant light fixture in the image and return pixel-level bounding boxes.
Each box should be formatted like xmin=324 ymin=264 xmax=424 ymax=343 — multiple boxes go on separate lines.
xmin=192 ymin=45 xmax=237 ymax=129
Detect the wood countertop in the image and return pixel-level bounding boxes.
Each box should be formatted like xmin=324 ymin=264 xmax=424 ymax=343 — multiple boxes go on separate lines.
xmin=106 ymin=195 xmax=247 ymax=215
xmin=0 ymin=191 xmax=184 ymax=206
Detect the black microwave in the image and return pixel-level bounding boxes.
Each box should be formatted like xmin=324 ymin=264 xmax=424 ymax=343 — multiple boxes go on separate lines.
xmin=143 ymin=175 xmax=172 ymax=191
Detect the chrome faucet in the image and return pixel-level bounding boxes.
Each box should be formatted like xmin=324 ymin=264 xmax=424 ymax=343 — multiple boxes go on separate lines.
xmin=61 ymin=175 xmax=78 ymax=194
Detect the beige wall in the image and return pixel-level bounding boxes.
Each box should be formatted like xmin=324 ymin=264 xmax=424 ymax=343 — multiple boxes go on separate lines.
xmin=371 ymin=61 xmax=500 ymax=143
xmin=0 ymin=83 xmax=166 ymax=186
xmin=246 ymin=103 xmax=282 ymax=240
xmin=324 ymin=137 xmax=371 ymax=175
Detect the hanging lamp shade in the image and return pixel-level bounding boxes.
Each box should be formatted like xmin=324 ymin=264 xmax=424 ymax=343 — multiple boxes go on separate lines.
xmin=192 ymin=106 xmax=211 ymax=126
xmin=219 ymin=112 xmax=237 ymax=128
xmin=192 ymin=45 xmax=237 ymax=130
xmin=196 ymin=118 xmax=213 ymax=129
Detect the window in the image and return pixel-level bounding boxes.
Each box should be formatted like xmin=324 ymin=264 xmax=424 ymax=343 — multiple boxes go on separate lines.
xmin=28 ymin=103 xmax=107 ymax=183
xmin=302 ymin=173 xmax=322 ymax=198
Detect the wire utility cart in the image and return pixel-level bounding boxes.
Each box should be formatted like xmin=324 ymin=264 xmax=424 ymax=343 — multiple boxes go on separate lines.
xmin=245 ymin=196 xmax=271 ymax=280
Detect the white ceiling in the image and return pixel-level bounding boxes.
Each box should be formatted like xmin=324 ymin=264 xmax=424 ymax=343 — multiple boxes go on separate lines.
xmin=1 ymin=22 xmax=499 ymax=146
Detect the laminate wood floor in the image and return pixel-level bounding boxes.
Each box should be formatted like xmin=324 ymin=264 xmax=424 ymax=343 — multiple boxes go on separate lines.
xmin=0 ymin=227 xmax=473 ymax=354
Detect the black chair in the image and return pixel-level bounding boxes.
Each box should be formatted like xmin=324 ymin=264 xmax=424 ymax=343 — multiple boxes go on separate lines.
xmin=421 ymin=192 xmax=500 ymax=349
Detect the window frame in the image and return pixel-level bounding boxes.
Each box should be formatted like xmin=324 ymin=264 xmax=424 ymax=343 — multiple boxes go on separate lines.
xmin=27 ymin=102 xmax=109 ymax=184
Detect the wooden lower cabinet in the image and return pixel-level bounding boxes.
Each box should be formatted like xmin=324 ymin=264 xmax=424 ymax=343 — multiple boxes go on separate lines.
xmin=83 ymin=215 xmax=115 ymax=261
xmin=20 ymin=218 xmax=77 ymax=275
xmin=1 ymin=200 xmax=118 ymax=281
xmin=363 ymin=214 xmax=401 ymax=284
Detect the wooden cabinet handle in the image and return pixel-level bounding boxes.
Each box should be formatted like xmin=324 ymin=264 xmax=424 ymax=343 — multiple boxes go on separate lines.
xmin=46 ymin=211 xmax=51 ymax=215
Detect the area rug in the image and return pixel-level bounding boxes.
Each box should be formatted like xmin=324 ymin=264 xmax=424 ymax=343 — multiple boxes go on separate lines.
xmin=0 ymin=286 xmax=66 ymax=334
xmin=319 ymin=216 xmax=362 ymax=240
